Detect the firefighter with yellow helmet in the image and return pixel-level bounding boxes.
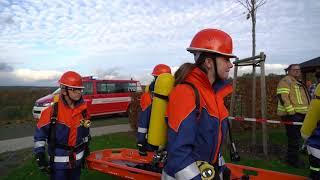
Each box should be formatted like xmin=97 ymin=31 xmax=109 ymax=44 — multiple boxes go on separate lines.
xmin=136 ymin=64 xmax=172 ymax=155
xmin=162 ymin=28 xmax=235 ymax=180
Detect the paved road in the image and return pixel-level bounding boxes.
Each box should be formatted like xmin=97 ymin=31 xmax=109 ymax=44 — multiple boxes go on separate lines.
xmin=0 ymin=116 xmax=128 ymax=141
xmin=0 ymin=124 xmax=131 ymax=154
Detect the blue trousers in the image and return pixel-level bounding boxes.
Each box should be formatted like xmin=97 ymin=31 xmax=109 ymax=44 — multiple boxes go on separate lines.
xmin=50 ymin=167 xmax=81 ymax=180
xmin=281 ymin=114 xmax=304 ymax=163
xmin=310 ymin=154 xmax=320 ymax=180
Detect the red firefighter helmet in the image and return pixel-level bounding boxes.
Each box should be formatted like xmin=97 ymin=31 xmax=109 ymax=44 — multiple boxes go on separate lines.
xmin=58 ymin=71 xmax=84 ymax=88
xmin=152 ymin=64 xmax=171 ymax=76
xmin=187 ymin=28 xmax=236 ymax=58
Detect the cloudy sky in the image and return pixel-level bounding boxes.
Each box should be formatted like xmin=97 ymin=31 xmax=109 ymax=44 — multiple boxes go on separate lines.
xmin=0 ymin=0 xmax=319 ymax=86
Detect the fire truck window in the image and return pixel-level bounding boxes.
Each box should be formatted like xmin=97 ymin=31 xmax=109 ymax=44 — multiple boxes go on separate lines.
xmin=128 ymin=83 xmax=137 ymax=92
xmin=83 ymin=82 xmax=93 ymax=95
xmin=96 ymin=82 xmax=137 ymax=94
xmin=97 ymin=82 xmax=116 ymax=94
xmin=114 ymin=82 xmax=137 ymax=93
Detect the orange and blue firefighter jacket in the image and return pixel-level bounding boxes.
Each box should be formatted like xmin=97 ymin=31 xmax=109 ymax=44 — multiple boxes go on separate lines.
xmin=137 ymin=91 xmax=152 ymax=145
xmin=163 ymin=67 xmax=232 ymax=179
xmin=33 ymin=96 xmax=90 ymax=169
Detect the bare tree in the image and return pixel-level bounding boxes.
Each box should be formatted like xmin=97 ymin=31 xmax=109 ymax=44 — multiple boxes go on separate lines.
xmin=237 ymin=0 xmax=266 ymax=151
xmin=237 ymin=0 xmax=266 ymax=57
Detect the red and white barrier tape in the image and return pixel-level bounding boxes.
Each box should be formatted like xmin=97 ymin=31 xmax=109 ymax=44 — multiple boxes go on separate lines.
xmin=229 ymin=116 xmax=303 ymax=125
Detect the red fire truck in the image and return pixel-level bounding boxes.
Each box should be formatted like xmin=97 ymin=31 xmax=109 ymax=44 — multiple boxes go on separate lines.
xmin=32 ymin=76 xmax=142 ymax=119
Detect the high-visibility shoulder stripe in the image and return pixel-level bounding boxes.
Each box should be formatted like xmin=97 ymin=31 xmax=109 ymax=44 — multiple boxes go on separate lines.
xmin=174 ymin=162 xmax=199 ymax=179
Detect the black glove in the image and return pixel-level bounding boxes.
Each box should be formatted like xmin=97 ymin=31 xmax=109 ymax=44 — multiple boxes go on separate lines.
xmin=35 ymin=153 xmax=50 ymax=174
xmin=137 ymin=143 xmax=147 ymax=156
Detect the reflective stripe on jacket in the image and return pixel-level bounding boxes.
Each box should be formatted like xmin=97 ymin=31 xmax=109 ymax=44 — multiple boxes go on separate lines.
xmin=163 ymin=68 xmax=232 ymax=179
xmin=33 ymin=96 xmax=90 ymax=169
xmin=277 ymin=75 xmax=310 ymax=116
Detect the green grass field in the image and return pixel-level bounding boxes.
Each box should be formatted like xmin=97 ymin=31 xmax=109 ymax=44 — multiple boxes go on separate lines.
xmin=2 ymin=128 xmax=309 ymax=180
xmin=2 ymin=132 xmax=136 ymax=180
xmin=228 ymin=125 xmax=309 ymax=176
xmin=91 ymin=116 xmax=129 ymax=127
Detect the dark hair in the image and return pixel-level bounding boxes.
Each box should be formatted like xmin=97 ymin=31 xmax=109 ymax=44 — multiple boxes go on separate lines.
xmin=174 ymin=53 xmax=217 ymax=85
xmin=285 ymin=64 xmax=300 ymax=72
xmin=174 ymin=63 xmax=196 ymax=85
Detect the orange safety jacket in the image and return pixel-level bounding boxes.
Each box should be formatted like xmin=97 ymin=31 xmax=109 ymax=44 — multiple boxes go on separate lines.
xmin=34 ymin=96 xmax=90 ymax=169
xmin=163 ymin=67 xmax=232 ymax=179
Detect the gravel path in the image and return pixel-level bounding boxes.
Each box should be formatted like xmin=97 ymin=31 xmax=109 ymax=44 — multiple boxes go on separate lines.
xmin=0 ymin=124 xmax=131 ymax=154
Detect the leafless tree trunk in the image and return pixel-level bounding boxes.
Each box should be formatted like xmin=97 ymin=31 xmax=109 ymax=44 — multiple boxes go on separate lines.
xmin=237 ymin=0 xmax=266 ymax=150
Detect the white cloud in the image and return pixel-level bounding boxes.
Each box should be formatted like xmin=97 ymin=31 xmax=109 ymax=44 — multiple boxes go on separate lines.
xmin=0 ymin=0 xmax=319 ymax=86
xmin=0 ymin=68 xmax=62 ymax=86
xmin=14 ymin=69 xmax=62 ymax=81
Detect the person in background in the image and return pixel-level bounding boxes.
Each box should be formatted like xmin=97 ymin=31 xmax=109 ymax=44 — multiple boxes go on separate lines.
xmin=276 ymin=64 xmax=310 ymax=168
xmin=136 ymin=64 xmax=171 ymax=156
xmin=306 ymin=80 xmax=312 ymax=91
xmin=162 ymin=28 xmax=235 ymax=179
xmin=309 ymin=71 xmax=320 ymax=99
xmin=34 ymin=71 xmax=91 ymax=180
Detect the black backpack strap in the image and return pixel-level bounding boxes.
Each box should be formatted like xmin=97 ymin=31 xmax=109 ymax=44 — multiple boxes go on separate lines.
xmin=81 ymin=109 xmax=88 ymax=119
xmin=181 ymin=82 xmax=201 ymax=120
xmin=153 ymin=93 xmax=169 ymax=101
xmin=48 ymin=102 xmax=58 ymax=164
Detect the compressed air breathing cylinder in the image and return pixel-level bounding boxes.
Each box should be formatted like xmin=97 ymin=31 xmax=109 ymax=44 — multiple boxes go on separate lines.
xmin=301 ymin=84 xmax=320 ymax=138
xmin=147 ymin=73 xmax=175 ymax=146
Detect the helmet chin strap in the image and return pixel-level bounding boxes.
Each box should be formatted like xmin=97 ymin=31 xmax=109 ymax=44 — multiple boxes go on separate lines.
xmin=194 ymin=52 xmax=201 ymax=62
xmin=213 ymin=59 xmax=220 ymax=84
xmin=194 ymin=52 xmax=221 ymax=84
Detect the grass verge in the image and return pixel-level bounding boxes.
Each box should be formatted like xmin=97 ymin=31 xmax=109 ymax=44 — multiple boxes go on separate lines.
xmin=1 ymin=128 xmax=309 ymax=180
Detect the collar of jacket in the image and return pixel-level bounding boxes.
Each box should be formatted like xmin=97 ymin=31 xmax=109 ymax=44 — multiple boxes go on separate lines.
xmin=184 ymin=67 xmax=233 ymax=117
xmin=185 ymin=67 xmax=233 ymax=98
xmin=59 ymin=95 xmax=87 ymax=117
xmin=286 ymin=75 xmax=303 ymax=85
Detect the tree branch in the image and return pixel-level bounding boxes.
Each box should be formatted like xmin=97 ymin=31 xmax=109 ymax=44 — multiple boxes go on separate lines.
xmin=254 ymin=0 xmax=266 ymax=12
xmin=237 ymin=0 xmax=251 ymax=11
xmin=256 ymin=0 xmax=266 ymax=8
xmin=246 ymin=0 xmax=253 ymax=9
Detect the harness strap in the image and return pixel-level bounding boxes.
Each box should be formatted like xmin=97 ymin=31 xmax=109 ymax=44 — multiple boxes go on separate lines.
xmin=47 ymin=101 xmax=90 ymax=168
xmin=55 ymin=137 xmax=90 ymax=152
xmin=48 ymin=102 xmax=58 ymax=165
xmin=153 ymin=93 xmax=169 ymax=101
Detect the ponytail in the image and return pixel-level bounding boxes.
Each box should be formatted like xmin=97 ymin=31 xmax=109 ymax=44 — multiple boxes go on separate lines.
xmin=174 ymin=63 xmax=196 ymax=85
xmin=174 ymin=53 xmax=214 ymax=85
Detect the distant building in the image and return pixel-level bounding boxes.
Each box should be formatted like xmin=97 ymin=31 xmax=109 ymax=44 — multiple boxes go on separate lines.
xmin=300 ymin=56 xmax=320 ymax=83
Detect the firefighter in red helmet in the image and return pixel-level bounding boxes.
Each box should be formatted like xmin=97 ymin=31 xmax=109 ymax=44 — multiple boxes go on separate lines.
xmin=137 ymin=64 xmax=171 ymax=155
xmin=34 ymin=71 xmax=91 ymax=180
xmin=162 ymin=29 xmax=235 ymax=179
